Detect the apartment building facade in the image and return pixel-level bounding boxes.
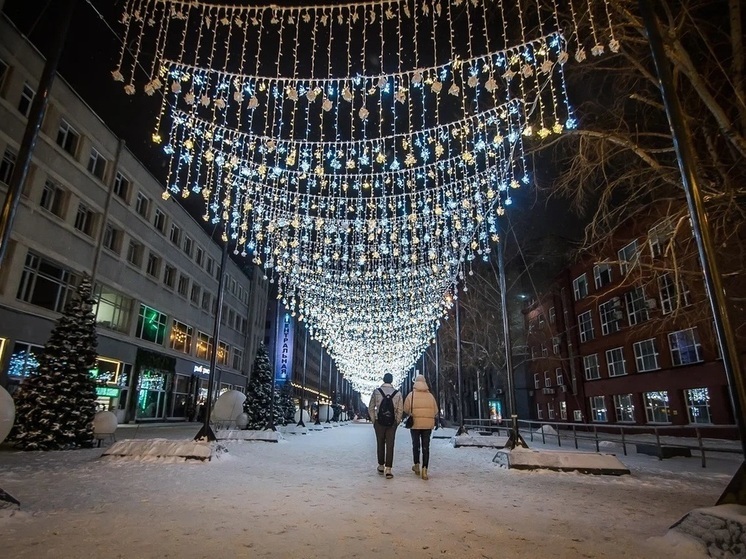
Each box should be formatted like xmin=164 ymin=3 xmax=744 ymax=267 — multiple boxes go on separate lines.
xmin=0 ymin=16 xmax=268 ymax=422
xmin=524 ymin=207 xmax=744 ymax=431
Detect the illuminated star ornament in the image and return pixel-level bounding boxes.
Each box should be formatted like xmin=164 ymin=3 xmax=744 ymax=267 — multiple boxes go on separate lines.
xmin=113 ymin=0 xmax=617 ymax=396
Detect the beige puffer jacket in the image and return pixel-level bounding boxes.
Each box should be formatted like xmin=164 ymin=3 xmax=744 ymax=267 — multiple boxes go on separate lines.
xmin=402 ymin=375 xmax=439 ymax=430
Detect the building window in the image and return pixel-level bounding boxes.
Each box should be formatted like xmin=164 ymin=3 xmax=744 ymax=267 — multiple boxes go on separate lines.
xmin=533 ymin=373 xmax=540 ymax=389
xmin=618 ymin=240 xmax=639 ymax=275
xmin=113 ymin=172 xmax=130 ymax=201
xmin=593 ymin=263 xmax=613 ymax=289
xmin=163 ymin=264 xmax=176 ymax=289
xmin=102 ymin=223 xmax=122 ymax=253
xmin=649 ymin=219 xmax=674 ymax=258
xmin=536 ymin=403 xmax=544 ymax=420
xmin=625 ymin=287 xmax=650 ymax=326
xmin=93 ymin=284 xmax=132 ymax=333
xmin=232 ymin=348 xmax=243 ymax=371
xmin=613 ymin=394 xmax=635 ymax=423
xmin=559 ymin=401 xmax=567 ymax=421
xmin=599 ymin=299 xmax=623 ymax=335
xmin=0 ymin=148 xmax=16 ymax=184
xmin=0 ymin=58 xmax=8 ymax=89
xmin=74 ymin=203 xmax=95 ymax=236
xmin=606 ymin=347 xmax=627 ymax=377
xmin=136 ymin=304 xmax=167 ymax=345
xmin=669 ymin=327 xmax=703 ymax=366
xmin=589 ymin=396 xmax=608 ymax=422
xmin=39 ymin=180 xmax=65 ymax=216
xmin=146 ymin=252 xmax=161 ymax=278
xmin=56 ymin=120 xmax=80 ymax=156
xmin=18 ymin=82 xmax=35 ymax=117
xmin=549 ymin=306 xmax=556 ymax=324
xmin=217 ymin=342 xmax=230 ymax=366
xmin=177 ymin=274 xmax=190 ymax=297
xmin=135 ymin=192 xmax=150 ymax=219
xmin=686 ymin=388 xmax=712 ymax=424
xmin=552 ymin=337 xmax=560 ymax=355
xmin=584 ymin=354 xmax=601 ymax=380
xmin=153 ymin=208 xmax=166 ymax=232
xmin=190 ymin=283 xmax=201 ymax=305
xmin=196 ymin=332 xmax=213 ymax=360
xmin=206 ymin=256 xmax=215 ymax=275
xmin=7 ymin=342 xmax=44 ymax=379
xmin=544 ymin=372 xmax=551 ymax=388
xmin=87 ymin=148 xmax=107 ymax=180
xmin=17 ymin=251 xmax=78 ymax=312
xmin=578 ymin=310 xmax=594 ymax=342
xmin=541 ymin=343 xmax=548 ymax=357
xmin=169 ymin=320 xmax=193 ymax=354
xmin=633 ymin=338 xmax=660 ymax=372
xmin=127 ymin=240 xmax=143 ymax=267
xmin=644 ymin=391 xmax=670 ymax=423
xmin=201 ymin=291 xmax=211 ymax=312
xmin=195 ymin=246 xmax=204 ymax=267
xmin=658 ymin=273 xmax=691 ymax=315
xmin=573 ymin=274 xmax=588 ymax=300
xmin=547 ymin=404 xmax=555 ymax=420
xmin=183 ymin=235 xmax=193 ymax=257
xmin=556 ymin=368 xmax=564 ymax=385
xmin=169 ymin=223 xmax=181 ymax=245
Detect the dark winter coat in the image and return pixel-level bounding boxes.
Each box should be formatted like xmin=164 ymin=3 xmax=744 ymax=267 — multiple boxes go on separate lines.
xmin=403 ymin=375 xmax=438 ymax=430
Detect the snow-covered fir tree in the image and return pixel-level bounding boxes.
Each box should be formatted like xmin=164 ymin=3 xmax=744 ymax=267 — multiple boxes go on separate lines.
xmin=278 ymin=382 xmax=295 ymax=425
xmin=12 ymin=276 xmax=99 ymax=450
xmin=243 ymin=343 xmax=283 ymax=429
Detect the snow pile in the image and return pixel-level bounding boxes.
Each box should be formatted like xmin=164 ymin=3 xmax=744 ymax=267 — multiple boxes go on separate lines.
xmin=101 ymin=438 xmax=213 ymax=461
xmin=216 ymin=429 xmax=283 ymax=442
xmin=662 ymin=503 xmax=746 ymax=557
xmin=453 ymin=432 xmax=508 ymax=448
xmin=534 ymin=424 xmax=558 ymax=437
xmin=494 ymin=447 xmax=630 ymax=475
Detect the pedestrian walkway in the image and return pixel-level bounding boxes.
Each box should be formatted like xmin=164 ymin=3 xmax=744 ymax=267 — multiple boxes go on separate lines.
xmin=0 ymin=422 xmax=738 ymax=558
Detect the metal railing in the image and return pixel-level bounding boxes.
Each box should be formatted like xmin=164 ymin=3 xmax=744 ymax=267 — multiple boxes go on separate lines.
xmin=462 ymin=418 xmax=741 ymax=467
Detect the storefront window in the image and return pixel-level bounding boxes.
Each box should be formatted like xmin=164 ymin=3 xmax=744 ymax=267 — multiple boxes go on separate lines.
xmin=170 ymin=374 xmax=190 ymax=418
xmin=136 ymin=369 xmax=169 ymax=419
xmin=7 ymin=341 xmax=43 ymax=379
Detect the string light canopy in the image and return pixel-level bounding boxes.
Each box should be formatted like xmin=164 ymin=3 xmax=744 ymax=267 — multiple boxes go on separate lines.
xmin=114 ymin=0 xmax=616 ymax=396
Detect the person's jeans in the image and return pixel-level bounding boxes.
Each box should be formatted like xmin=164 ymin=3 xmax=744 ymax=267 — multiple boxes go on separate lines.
xmin=411 ymin=429 xmax=432 ymax=468
xmin=374 ymin=422 xmax=397 ymax=467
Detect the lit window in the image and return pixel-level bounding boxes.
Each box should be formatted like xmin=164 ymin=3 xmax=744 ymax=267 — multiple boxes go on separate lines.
xmin=93 ymin=284 xmax=132 ymax=333
xmin=196 ymin=331 xmax=213 ymax=360
xmin=644 ymin=391 xmax=670 ymax=423
xmin=217 ymin=342 xmax=230 ymax=366
xmin=669 ymin=327 xmax=703 ymax=366
xmin=7 ymin=342 xmax=43 ymax=378
xmin=136 ymin=304 xmax=167 ymax=345
xmin=589 ymin=396 xmax=607 ymax=422
xmin=613 ymin=394 xmax=635 ymax=423
xmin=559 ymin=401 xmax=567 ymax=420
xmin=169 ymin=320 xmax=193 ymax=354
xmin=686 ymin=388 xmax=711 ymax=424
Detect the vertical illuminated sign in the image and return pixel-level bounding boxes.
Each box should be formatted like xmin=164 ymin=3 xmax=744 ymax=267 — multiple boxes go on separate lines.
xmin=274 ymin=311 xmax=294 ymax=383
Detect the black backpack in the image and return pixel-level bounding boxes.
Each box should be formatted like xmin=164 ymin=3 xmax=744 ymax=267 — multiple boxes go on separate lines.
xmin=377 ymin=388 xmax=398 ymax=426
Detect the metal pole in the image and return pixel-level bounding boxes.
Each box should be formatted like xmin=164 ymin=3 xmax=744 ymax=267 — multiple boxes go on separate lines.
xmin=265 ymin=303 xmax=280 ymax=431
xmin=0 ymin=0 xmax=77 ymax=268
xmin=639 ymin=0 xmax=746 ymax=502
xmin=498 ymin=234 xmax=527 ymax=448
xmin=297 ymin=326 xmax=308 ymax=427
xmin=315 ymin=346 xmax=323 ymax=425
xmin=91 ymin=139 xmax=125 ymax=284
xmin=435 ymin=332 xmax=441 ymax=428
xmin=455 ymin=294 xmax=467 ymax=435
xmin=325 ymin=358 xmax=332 ymax=423
xmin=194 ymin=240 xmax=228 ymax=441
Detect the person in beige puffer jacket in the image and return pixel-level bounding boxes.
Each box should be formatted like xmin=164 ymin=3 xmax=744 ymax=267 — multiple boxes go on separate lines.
xmin=402 ymin=374 xmax=439 ymax=480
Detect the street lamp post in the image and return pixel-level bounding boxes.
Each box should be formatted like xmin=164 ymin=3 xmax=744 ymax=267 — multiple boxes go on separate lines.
xmin=297 ymin=326 xmax=308 ymax=427
xmin=455 ymin=293 xmax=468 ymax=435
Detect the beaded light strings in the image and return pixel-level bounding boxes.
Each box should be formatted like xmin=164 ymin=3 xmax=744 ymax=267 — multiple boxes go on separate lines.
xmin=114 ymin=0 xmax=617 ymax=395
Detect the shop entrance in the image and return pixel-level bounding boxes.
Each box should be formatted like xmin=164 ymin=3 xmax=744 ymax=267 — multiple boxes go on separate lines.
xmin=136 ymin=369 xmax=169 ymax=420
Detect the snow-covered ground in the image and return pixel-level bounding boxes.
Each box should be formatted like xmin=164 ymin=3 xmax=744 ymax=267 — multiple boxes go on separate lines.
xmin=0 ymin=421 xmax=741 ymax=558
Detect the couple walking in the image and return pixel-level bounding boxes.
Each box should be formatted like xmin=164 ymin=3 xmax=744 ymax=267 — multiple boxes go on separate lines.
xmin=367 ymin=372 xmax=439 ymax=480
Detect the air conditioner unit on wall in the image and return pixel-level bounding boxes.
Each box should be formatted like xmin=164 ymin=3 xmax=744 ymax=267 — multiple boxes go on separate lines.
xmin=559 ymin=385 xmax=568 ymax=393
xmin=646 ymin=298 xmax=657 ymax=309
xmin=542 ymin=387 xmax=555 ymax=395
